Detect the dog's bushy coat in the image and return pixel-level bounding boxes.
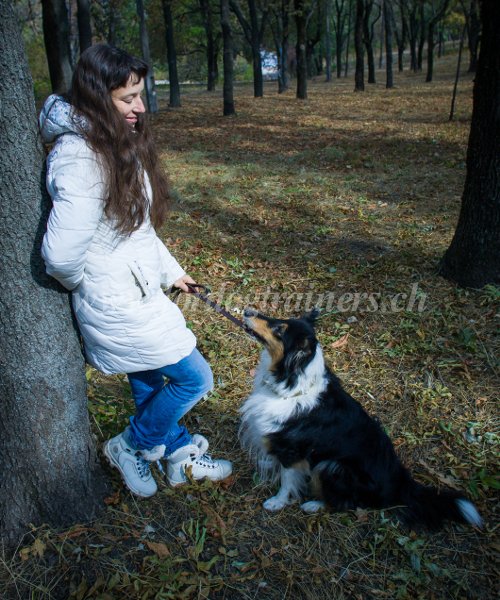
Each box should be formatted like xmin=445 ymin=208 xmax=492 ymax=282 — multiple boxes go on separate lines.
xmin=240 ymin=309 xmax=482 ymax=529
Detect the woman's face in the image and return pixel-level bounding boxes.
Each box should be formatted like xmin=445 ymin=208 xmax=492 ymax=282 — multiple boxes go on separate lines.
xmin=111 ymin=75 xmax=146 ymax=127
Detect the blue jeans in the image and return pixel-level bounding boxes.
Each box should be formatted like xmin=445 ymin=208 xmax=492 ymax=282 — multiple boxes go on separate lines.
xmin=125 ymin=348 xmax=213 ymax=456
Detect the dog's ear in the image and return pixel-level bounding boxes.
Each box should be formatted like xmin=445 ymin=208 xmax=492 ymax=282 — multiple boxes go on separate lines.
xmin=303 ymin=308 xmax=320 ymax=324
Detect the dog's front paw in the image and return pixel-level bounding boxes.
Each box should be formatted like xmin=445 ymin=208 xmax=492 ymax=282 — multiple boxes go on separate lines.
xmin=263 ymin=495 xmax=289 ymax=511
xmin=300 ymin=500 xmax=325 ymax=513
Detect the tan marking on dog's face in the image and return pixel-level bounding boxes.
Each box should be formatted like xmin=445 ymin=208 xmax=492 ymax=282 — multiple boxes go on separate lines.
xmin=245 ymin=316 xmax=287 ymax=369
xmin=261 ymin=436 xmax=271 ymax=451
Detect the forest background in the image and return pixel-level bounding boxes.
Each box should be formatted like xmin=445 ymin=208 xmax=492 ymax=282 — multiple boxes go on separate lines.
xmin=1 ymin=0 xmax=498 ymax=599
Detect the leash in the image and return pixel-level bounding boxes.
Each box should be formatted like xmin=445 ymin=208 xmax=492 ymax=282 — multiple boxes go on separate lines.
xmin=166 ymin=283 xmax=257 ymax=340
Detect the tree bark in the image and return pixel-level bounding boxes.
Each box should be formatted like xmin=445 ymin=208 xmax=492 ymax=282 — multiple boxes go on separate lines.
xmin=0 ymin=0 xmax=109 ymax=548
xmin=426 ymin=0 xmax=451 ymax=83
xmin=344 ymin=0 xmax=353 ymax=76
xmin=199 ymin=0 xmax=218 ymax=91
xmin=77 ymin=0 xmax=92 ymax=53
xmin=417 ymin=0 xmax=425 ymax=71
xmin=230 ymin=0 xmax=267 ymax=98
xmin=440 ymin=0 xmax=500 ymax=288
xmin=394 ymin=0 xmax=407 ymax=72
xmin=362 ymin=0 xmax=377 ymax=84
xmin=162 ymin=0 xmax=181 ymax=107
xmin=467 ymin=0 xmax=480 ymax=73
xmin=41 ymin=0 xmax=73 ymax=94
xmin=136 ymin=0 xmax=158 ymax=113
xmin=295 ymin=0 xmax=308 ymax=99
xmin=354 ymin=0 xmax=364 ymax=91
xmin=334 ymin=0 xmax=348 ymax=78
xmin=325 ymin=0 xmax=332 ymax=81
xmin=384 ymin=0 xmax=394 ymax=88
xmin=271 ymin=0 xmax=290 ymax=93
xmin=220 ymin=0 xmax=235 ymax=115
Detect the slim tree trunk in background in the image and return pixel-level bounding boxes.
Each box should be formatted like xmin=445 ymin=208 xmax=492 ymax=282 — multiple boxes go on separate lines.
xmin=354 ymin=0 xmax=364 ymax=91
xmin=426 ymin=0 xmax=451 ymax=83
xmin=362 ymin=0 xmax=378 ymax=84
xmin=41 ymin=0 xmax=73 ymax=93
xmin=77 ymin=0 xmax=92 ymax=52
xmin=220 ymin=0 xmax=235 ymax=115
xmin=325 ymin=0 xmax=332 ymax=81
xmin=248 ymin=0 xmax=265 ymax=97
xmin=394 ymin=0 xmax=407 ymax=72
xmin=408 ymin=2 xmax=418 ymax=71
xmin=107 ymin=0 xmax=120 ymax=45
xmin=344 ymin=0 xmax=353 ymax=76
xmin=271 ymin=0 xmax=290 ymax=93
xmin=467 ymin=0 xmax=480 ymax=73
xmin=384 ymin=0 xmax=394 ymax=88
xmin=449 ymin=24 xmax=466 ymax=121
xmin=440 ymin=0 xmax=500 ymax=288
xmin=136 ymin=0 xmax=158 ymax=113
xmin=295 ymin=0 xmax=307 ymax=99
xmin=199 ymin=0 xmax=218 ymax=91
xmin=162 ymin=0 xmax=181 ymax=107
xmin=417 ymin=1 xmax=425 ymax=71
xmin=0 ymin=0 xmax=109 ymax=547
xmin=378 ymin=8 xmax=384 ymax=69
xmin=230 ymin=0 xmax=268 ymax=98
xmin=334 ymin=0 xmax=348 ymax=78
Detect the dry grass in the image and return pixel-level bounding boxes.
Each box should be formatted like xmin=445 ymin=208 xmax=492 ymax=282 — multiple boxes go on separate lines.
xmin=2 ymin=56 xmax=498 ymax=599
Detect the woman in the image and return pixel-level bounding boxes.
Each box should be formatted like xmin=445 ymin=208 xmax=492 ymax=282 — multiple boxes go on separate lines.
xmin=39 ymin=44 xmax=232 ymax=498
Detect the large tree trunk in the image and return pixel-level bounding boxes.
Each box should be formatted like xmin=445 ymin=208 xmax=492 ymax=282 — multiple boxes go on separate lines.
xmin=220 ymin=0 xmax=235 ymax=115
xmin=162 ymin=0 xmax=181 ymax=107
xmin=0 ymin=0 xmax=109 ymax=548
xmin=77 ymin=0 xmax=92 ymax=53
xmin=354 ymin=0 xmax=364 ymax=91
xmin=136 ymin=0 xmax=158 ymax=113
xmin=439 ymin=0 xmax=500 ymax=288
xmin=41 ymin=0 xmax=73 ymax=93
xmin=295 ymin=0 xmax=307 ymax=99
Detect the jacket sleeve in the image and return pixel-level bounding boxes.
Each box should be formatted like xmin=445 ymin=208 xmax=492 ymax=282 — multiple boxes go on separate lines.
xmin=155 ymin=237 xmax=186 ymax=287
xmin=41 ymin=138 xmax=104 ymax=291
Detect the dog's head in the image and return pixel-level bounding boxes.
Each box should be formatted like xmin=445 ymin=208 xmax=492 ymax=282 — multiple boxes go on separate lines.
xmin=244 ymin=308 xmax=320 ymax=382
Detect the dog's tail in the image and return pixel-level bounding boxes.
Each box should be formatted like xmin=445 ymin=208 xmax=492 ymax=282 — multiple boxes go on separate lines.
xmin=397 ymin=477 xmax=482 ymax=530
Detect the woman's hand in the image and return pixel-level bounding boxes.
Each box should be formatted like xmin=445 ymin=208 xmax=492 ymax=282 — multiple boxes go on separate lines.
xmin=173 ymin=274 xmax=196 ymax=293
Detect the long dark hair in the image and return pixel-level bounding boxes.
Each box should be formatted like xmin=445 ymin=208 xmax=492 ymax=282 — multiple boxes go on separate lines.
xmin=70 ymin=44 xmax=170 ymax=235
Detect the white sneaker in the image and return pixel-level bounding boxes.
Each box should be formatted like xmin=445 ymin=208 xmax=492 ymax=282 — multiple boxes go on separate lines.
xmin=165 ymin=435 xmax=232 ymax=487
xmin=103 ymin=433 xmax=158 ymax=498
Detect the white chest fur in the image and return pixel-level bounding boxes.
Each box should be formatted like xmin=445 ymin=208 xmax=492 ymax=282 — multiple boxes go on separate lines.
xmin=239 ymin=346 xmax=327 ymax=474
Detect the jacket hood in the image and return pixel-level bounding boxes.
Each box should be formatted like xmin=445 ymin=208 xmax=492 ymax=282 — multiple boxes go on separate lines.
xmin=39 ymin=94 xmax=86 ymax=143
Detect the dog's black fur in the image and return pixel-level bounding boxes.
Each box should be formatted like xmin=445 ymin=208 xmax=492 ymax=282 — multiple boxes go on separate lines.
xmin=242 ymin=308 xmax=482 ymax=529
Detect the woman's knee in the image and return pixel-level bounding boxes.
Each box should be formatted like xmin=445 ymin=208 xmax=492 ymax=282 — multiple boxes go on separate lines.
xmin=167 ymin=349 xmax=214 ymax=398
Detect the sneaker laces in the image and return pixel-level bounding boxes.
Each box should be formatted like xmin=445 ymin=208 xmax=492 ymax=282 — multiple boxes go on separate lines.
xmin=191 ymin=450 xmax=217 ymax=469
xmin=134 ymin=451 xmax=152 ymax=478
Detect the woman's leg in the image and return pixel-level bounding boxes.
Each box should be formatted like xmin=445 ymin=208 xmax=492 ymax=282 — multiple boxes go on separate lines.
xmin=127 ymin=348 xmax=213 ymax=455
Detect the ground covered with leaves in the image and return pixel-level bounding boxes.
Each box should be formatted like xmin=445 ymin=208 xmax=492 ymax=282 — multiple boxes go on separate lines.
xmin=3 ymin=57 xmax=498 ymax=599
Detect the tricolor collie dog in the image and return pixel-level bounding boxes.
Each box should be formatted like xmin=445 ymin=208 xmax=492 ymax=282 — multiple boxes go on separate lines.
xmin=240 ymin=308 xmax=482 ymax=529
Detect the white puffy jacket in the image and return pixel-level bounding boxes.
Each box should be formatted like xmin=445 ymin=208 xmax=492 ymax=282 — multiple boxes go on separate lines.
xmin=40 ymin=95 xmax=196 ymax=374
